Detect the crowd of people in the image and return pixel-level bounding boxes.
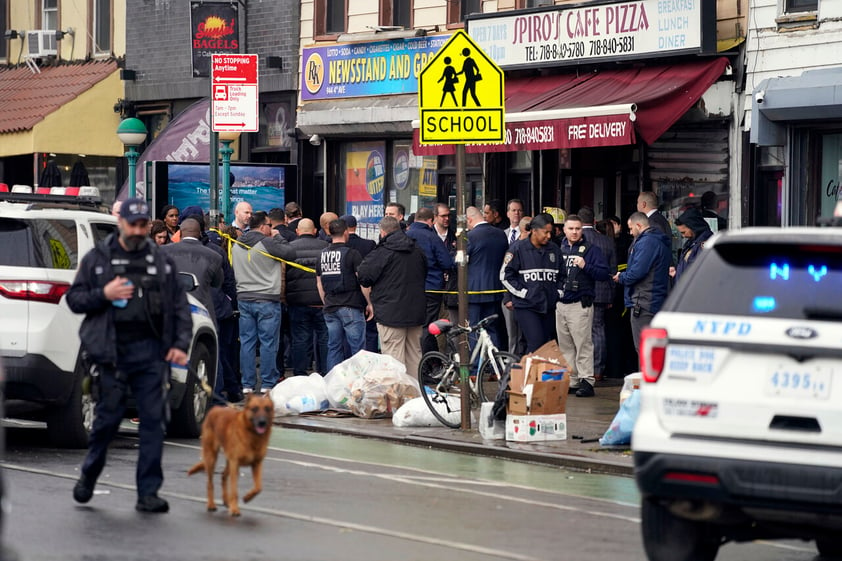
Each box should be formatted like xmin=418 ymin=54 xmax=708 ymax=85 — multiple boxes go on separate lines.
xmin=128 ymin=191 xmax=724 ymax=404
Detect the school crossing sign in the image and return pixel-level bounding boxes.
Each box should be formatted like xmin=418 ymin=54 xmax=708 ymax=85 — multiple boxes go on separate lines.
xmin=419 ymin=31 xmax=504 ymax=144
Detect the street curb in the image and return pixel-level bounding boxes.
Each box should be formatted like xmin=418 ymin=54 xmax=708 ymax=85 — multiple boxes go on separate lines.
xmin=277 ymin=420 xmax=634 ymax=477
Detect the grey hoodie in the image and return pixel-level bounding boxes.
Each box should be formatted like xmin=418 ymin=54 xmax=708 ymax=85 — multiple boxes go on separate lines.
xmin=231 ymin=230 xmax=296 ymax=301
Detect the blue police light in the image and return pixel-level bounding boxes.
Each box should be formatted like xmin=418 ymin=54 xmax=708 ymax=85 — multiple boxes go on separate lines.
xmin=753 ymin=296 xmax=776 ymax=313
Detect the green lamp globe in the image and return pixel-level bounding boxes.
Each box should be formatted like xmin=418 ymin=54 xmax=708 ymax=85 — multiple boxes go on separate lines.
xmin=116 ymin=117 xmax=148 ymax=146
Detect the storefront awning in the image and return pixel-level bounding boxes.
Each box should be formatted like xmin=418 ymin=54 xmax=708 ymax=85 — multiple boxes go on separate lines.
xmin=413 ymin=57 xmax=730 ymax=155
xmin=0 ymin=60 xmax=124 ymax=158
xmin=751 ymin=66 xmax=842 ymax=146
xmin=297 ymin=94 xmax=419 ymax=136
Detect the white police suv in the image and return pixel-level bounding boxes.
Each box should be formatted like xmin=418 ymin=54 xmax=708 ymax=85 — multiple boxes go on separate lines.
xmin=633 ymin=226 xmax=842 ymax=561
xmin=0 ymin=188 xmax=217 ymax=447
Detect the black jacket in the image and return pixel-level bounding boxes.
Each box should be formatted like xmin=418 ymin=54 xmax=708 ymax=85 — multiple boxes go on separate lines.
xmin=347 ymin=233 xmax=376 ymax=258
xmin=559 ymin=237 xmax=610 ymax=304
xmin=500 ymin=238 xmax=563 ymax=314
xmin=66 ymin=235 xmax=192 ymax=366
xmin=286 ymin=234 xmax=328 ymax=307
xmin=581 ymin=226 xmax=617 ymax=305
xmin=160 ymin=238 xmax=223 ymax=321
xmin=357 ymin=230 xmax=427 ymax=327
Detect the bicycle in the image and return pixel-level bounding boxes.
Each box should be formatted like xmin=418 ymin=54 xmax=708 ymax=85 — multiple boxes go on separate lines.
xmin=417 ymin=314 xmax=518 ymax=429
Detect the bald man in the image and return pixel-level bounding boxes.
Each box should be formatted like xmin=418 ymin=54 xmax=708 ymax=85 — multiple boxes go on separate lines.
xmin=233 ymin=201 xmax=254 ymax=233
xmin=160 ymin=217 xmax=223 ymax=323
xmin=319 ymin=211 xmax=339 ymax=242
xmin=287 ymin=217 xmax=330 ymax=375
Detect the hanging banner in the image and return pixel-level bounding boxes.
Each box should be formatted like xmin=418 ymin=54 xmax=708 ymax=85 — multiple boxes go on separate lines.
xmin=117 ymin=99 xmax=212 ymax=201
xmin=191 ymin=1 xmax=240 ymax=78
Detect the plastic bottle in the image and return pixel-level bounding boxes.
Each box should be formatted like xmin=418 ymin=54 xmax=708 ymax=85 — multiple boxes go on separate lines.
xmin=286 ymin=394 xmax=319 ymax=414
xmin=112 ymin=280 xmax=132 ymax=308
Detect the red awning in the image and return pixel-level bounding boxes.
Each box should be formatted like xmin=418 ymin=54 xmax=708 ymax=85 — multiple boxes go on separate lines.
xmin=413 ymin=57 xmax=729 ymax=155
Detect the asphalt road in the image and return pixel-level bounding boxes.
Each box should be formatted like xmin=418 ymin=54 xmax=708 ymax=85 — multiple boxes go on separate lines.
xmin=0 ymin=423 xmax=825 ymax=561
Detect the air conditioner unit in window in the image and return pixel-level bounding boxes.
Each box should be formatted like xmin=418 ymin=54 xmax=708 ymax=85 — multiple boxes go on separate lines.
xmin=26 ymin=30 xmax=57 ymax=58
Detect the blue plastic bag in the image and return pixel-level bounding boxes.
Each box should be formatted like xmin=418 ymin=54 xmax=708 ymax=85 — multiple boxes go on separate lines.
xmin=599 ymin=389 xmax=641 ymax=446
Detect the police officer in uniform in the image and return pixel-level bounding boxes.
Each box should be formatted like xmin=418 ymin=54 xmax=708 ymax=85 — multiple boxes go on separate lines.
xmin=316 ymin=218 xmax=373 ymax=373
xmin=500 ymin=214 xmax=563 ymax=353
xmin=556 ymin=215 xmax=610 ymax=398
xmin=67 ymin=198 xmax=192 ymax=513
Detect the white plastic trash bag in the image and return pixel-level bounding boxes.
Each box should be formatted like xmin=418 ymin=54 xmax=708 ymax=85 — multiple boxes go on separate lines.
xmin=349 ymin=368 xmax=421 ymax=419
xmin=324 ymin=350 xmax=408 ymax=410
xmin=270 ymin=372 xmax=329 ymax=417
xmin=393 ymin=396 xmax=454 ymax=427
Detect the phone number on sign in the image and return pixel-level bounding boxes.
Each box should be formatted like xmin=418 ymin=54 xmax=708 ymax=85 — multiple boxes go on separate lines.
xmin=532 ymin=36 xmax=636 ymax=61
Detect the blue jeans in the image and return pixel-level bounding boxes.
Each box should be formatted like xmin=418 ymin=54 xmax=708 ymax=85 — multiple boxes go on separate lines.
xmin=288 ymin=305 xmax=328 ymax=376
xmin=324 ymin=307 xmax=366 ymax=373
xmin=238 ymin=300 xmax=281 ymax=391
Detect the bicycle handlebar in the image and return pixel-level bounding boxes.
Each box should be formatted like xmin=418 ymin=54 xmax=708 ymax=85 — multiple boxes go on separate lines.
xmin=426 ymin=314 xmax=498 ymax=337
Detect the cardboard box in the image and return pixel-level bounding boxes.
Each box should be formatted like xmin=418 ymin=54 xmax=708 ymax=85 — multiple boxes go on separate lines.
xmin=505 ymin=413 xmax=567 ymax=442
xmin=530 ymin=380 xmax=569 ymax=414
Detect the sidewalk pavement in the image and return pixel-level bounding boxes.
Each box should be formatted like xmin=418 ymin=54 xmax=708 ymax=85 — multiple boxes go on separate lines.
xmin=275 ymin=379 xmax=634 ymax=477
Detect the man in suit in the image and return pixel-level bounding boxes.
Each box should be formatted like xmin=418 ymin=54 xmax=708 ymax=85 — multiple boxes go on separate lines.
xmin=637 ymin=191 xmax=672 ymax=239
xmin=466 ymin=206 xmax=509 ymax=350
xmin=502 ymin=199 xmax=525 ymax=355
xmin=577 ymin=207 xmax=616 ymax=381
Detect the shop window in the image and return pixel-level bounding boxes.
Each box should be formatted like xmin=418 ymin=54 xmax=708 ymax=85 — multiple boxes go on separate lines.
xmin=784 ymin=0 xmax=818 ymax=13
xmin=93 ymin=0 xmax=112 ymax=55
xmin=447 ymin=0 xmax=481 ymax=26
xmin=314 ymin=0 xmax=347 ymax=39
xmin=380 ymin=0 xmax=412 ymax=29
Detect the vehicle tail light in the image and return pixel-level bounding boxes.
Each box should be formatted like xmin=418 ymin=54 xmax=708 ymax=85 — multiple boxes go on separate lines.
xmin=663 ymin=472 xmax=720 ymax=486
xmin=640 ymin=327 xmax=668 ymax=383
xmin=0 ymin=280 xmax=71 ymax=304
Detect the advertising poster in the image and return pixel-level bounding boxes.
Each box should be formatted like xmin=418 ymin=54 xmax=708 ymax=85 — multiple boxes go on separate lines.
xmin=345 ymin=142 xmax=386 ymax=241
xmin=151 ymin=162 xmax=294 ymax=218
xmin=191 ymin=2 xmax=240 ymax=77
xmin=419 ymin=157 xmax=438 ymax=198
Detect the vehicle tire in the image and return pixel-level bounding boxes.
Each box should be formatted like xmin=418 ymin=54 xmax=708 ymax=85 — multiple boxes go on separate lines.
xmin=46 ymin=361 xmax=90 ymax=449
xmin=418 ymin=351 xmax=461 ymax=429
xmin=641 ymin=497 xmax=720 ymax=561
xmin=817 ymin=537 xmax=842 ymax=558
xmin=477 ymin=351 xmax=518 ymax=402
xmin=168 ymin=342 xmax=214 ymax=438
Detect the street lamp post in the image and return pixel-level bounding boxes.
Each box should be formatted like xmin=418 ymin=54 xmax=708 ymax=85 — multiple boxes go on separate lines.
xmin=116 ymin=118 xmax=148 ymax=199
xmin=218 ymin=131 xmax=240 ymax=224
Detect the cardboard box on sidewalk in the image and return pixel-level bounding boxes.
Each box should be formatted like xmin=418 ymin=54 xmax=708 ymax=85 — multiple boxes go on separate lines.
xmin=505 ymin=413 xmax=567 ymax=442
xmin=507 ymin=340 xmax=571 ymax=416
xmin=504 ymin=340 xmax=570 ymax=441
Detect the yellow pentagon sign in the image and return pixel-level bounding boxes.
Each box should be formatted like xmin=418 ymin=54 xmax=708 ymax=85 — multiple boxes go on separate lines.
xmin=419 ymin=30 xmax=504 ymax=145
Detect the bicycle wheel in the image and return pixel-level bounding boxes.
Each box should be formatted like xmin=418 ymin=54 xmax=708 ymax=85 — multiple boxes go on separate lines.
xmin=477 ymin=351 xmax=518 ymax=402
xmin=417 ymin=351 xmax=462 ymax=429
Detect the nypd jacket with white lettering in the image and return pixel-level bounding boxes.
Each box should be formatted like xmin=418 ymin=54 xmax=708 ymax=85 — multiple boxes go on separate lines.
xmin=500 ymin=238 xmax=563 ymax=314
xmin=559 ymin=238 xmax=610 ymax=304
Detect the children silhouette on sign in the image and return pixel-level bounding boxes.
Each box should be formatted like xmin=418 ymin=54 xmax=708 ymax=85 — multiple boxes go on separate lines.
xmin=438 ymin=56 xmax=459 ymax=107
xmin=458 ymin=47 xmax=481 ymax=107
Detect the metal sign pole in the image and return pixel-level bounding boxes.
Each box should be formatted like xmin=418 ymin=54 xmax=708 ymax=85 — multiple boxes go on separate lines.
xmin=209 ymin=130 xmax=219 ymax=227
xmin=456 ymin=144 xmax=471 ymax=430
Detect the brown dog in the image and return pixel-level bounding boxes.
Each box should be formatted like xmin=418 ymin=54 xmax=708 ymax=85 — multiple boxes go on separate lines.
xmin=187 ymin=393 xmax=274 ymax=516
